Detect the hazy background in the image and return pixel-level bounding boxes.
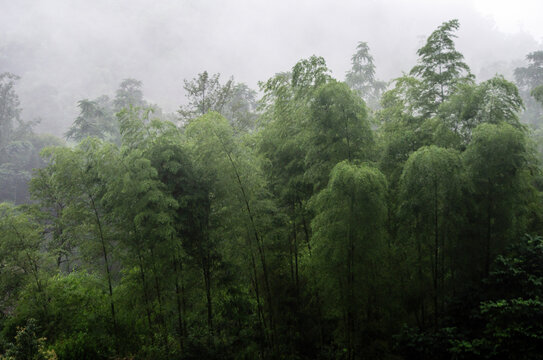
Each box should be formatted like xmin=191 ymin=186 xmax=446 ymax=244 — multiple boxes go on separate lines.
xmin=1 ymin=0 xmax=542 ymax=135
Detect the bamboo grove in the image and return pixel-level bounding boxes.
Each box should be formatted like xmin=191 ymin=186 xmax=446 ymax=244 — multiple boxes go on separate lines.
xmin=2 ymin=20 xmax=543 ymax=359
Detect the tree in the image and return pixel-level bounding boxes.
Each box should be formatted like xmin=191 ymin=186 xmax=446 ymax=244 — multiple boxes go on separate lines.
xmin=65 ymin=97 xmax=117 ymax=143
xmin=178 ymin=71 xmax=233 ymax=123
xmin=3 ymin=318 xmax=57 ymax=360
xmin=291 ymin=55 xmax=331 ymax=99
xmin=311 ymin=161 xmax=387 ymax=359
xmin=410 ymin=19 xmax=473 ymax=117
xmin=65 ymin=79 xmax=148 ymax=144
xmin=257 ymin=56 xmax=334 ymax=225
xmin=345 ymin=42 xmax=386 ymax=109
xmin=437 ymin=75 xmax=524 ymax=147
xmin=37 ymin=140 xmax=121 ymax=346
xmin=221 ymin=82 xmax=258 ymax=133
xmin=305 ymin=80 xmax=374 ymax=192
xmin=514 ymin=51 xmax=543 ymax=127
xmin=531 ymin=84 xmax=543 ymax=106
xmin=0 ymin=203 xmax=53 ymax=319
xmin=472 ymin=234 xmax=543 ymax=359
xmin=257 ymin=60 xmax=335 ymax=355
xmin=178 ymin=71 xmax=258 ymax=134
xmin=378 ymin=75 xmax=430 ymax=183
xmin=0 ymin=73 xmax=21 ymax=149
xmin=112 ymin=107 xmax=192 ymax=350
xmin=398 ymin=145 xmax=464 ymax=327
xmin=463 ymin=123 xmax=533 ymax=278
xmin=395 ymin=235 xmax=543 ymax=360
xmin=515 ymin=51 xmax=543 ymax=90
xmin=113 ymin=78 xmax=146 ymax=111
xmin=186 ymin=112 xmax=277 ymax=352
xmin=30 ymin=159 xmax=72 ymax=272
xmin=0 ymin=73 xmax=28 ymax=203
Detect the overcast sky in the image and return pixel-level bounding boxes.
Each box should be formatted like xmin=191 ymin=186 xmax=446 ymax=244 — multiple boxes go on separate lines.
xmin=1 ymin=0 xmax=542 ymax=134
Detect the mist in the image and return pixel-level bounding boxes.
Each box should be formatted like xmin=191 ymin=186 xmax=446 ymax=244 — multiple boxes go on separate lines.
xmin=4 ymin=2 xmax=543 ymax=358
xmin=1 ymin=0 xmax=542 ymax=135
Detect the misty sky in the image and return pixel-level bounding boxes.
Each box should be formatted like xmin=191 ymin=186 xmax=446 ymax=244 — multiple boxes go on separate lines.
xmin=1 ymin=0 xmax=543 ymax=135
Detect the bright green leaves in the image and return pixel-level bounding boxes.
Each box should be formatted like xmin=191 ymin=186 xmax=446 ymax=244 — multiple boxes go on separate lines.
xmin=0 ymin=203 xmax=53 ymax=314
xmin=312 ymin=161 xmax=388 ymax=257
xmin=313 ymin=160 xmax=387 ymax=264
xmin=410 ymin=19 xmax=473 ymax=116
xmin=291 ymin=55 xmax=331 ymax=99
xmin=380 ymin=19 xmax=473 ymax=126
xmin=4 ymin=30 xmax=543 ymax=359
xmin=439 ymin=76 xmax=524 ymax=146
xmin=400 ymin=145 xmax=462 ymax=223
xmin=0 ymin=203 xmax=47 ymax=273
xmin=305 ymin=81 xmax=374 ymax=191
xmin=185 ymin=111 xmax=270 ymax=251
xmin=114 ymin=111 xmax=180 ymax=244
xmin=185 ymin=112 xmax=240 ymax=204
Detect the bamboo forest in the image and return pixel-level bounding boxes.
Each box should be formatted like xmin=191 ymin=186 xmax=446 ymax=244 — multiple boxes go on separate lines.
xmin=2 ymin=15 xmax=543 ymax=360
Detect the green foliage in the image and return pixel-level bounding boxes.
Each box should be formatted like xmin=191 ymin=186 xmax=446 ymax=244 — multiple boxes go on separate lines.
xmin=179 ymin=71 xmax=233 ymax=120
xmin=291 ymin=55 xmax=331 ymax=98
xmin=8 ymin=273 xmax=112 ymax=360
xmin=438 ymin=76 xmax=524 ymax=147
xmin=377 ymin=75 xmax=434 ymax=188
xmin=3 ymin=24 xmax=543 ymax=360
xmin=258 ymin=66 xmax=311 ymax=206
xmin=410 ymin=19 xmax=473 ymax=116
xmin=396 ymin=235 xmax=543 ymax=359
xmin=65 ymin=79 xmax=149 ymax=144
xmin=3 ymin=319 xmax=56 ymax=360
xmin=0 ymin=203 xmax=53 ymax=319
xmin=463 ymin=123 xmax=533 ymax=276
xmin=65 ymin=97 xmax=117 ymax=143
xmin=305 ymin=80 xmax=374 ymax=191
xmin=311 ymin=161 xmax=388 ymax=357
xmin=179 ymin=71 xmax=257 ymax=133
xmin=531 ymin=84 xmax=543 ymax=105
xmin=398 ymin=145 xmax=464 ymax=327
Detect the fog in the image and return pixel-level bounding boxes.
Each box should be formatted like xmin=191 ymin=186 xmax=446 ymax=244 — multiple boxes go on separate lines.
xmin=1 ymin=0 xmax=542 ymax=135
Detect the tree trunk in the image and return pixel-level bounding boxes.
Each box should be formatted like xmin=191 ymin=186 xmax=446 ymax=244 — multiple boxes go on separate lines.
xmin=89 ymin=196 xmax=118 ymax=351
xmin=173 ymin=252 xmax=186 ymax=349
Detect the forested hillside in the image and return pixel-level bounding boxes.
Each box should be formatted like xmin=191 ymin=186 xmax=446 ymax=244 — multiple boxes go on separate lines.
xmin=2 ymin=20 xmax=543 ymax=359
